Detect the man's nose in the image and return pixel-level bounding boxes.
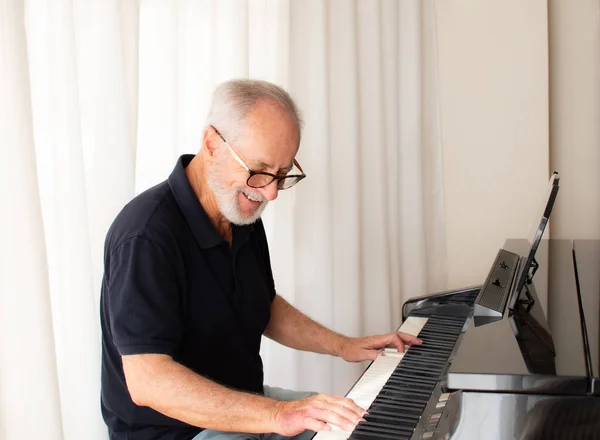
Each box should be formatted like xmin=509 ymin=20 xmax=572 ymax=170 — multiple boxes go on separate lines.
xmin=260 ymin=180 xmax=279 ymax=201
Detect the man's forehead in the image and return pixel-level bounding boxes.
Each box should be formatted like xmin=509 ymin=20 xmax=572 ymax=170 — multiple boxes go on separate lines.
xmin=239 ymin=132 xmax=297 ymax=172
xmin=251 ymin=157 xmax=294 ymax=172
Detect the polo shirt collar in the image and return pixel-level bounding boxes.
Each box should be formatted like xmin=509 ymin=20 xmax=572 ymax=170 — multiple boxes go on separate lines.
xmin=168 ymin=154 xmax=254 ymax=249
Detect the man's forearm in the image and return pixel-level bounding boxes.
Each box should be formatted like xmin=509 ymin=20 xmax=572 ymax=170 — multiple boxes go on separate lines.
xmin=264 ymin=294 xmax=348 ymax=356
xmin=123 ymin=354 xmax=280 ymax=433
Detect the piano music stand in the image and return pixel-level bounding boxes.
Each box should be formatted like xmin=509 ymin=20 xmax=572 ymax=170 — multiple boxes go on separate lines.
xmin=507 ymin=172 xmax=560 ymax=312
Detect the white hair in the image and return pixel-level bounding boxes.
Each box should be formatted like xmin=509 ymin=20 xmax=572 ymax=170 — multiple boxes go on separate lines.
xmin=206 ymin=79 xmax=303 ymax=143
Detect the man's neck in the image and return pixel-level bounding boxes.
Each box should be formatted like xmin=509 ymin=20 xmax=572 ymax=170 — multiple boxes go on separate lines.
xmin=185 ymin=155 xmax=232 ymax=243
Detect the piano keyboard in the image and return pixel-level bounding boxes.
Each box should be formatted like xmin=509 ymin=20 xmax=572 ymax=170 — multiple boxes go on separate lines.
xmin=314 ymin=315 xmax=467 ymax=440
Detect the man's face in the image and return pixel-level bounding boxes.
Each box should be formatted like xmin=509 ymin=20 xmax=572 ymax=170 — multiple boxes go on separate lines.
xmin=207 ymin=101 xmax=300 ymax=225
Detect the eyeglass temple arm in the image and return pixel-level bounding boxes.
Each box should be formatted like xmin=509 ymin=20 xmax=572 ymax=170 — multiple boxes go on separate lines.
xmin=211 ymin=125 xmax=250 ymax=172
xmin=293 ymin=159 xmax=305 ymax=175
xmin=225 ymin=142 xmax=250 ymax=172
xmin=212 ymin=124 xmax=304 ymax=176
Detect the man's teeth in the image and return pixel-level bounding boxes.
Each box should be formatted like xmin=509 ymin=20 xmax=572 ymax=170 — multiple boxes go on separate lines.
xmin=244 ymin=192 xmax=262 ymax=202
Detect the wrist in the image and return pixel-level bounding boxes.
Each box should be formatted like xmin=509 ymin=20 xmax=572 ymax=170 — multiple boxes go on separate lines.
xmin=269 ymin=398 xmax=287 ymax=434
xmin=333 ymin=335 xmax=351 ymax=358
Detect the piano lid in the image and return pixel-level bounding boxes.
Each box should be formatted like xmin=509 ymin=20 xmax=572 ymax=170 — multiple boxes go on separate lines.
xmin=447 ymin=239 xmax=600 ymax=396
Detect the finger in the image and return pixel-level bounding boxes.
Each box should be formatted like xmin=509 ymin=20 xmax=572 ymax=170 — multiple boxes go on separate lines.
xmin=364 ymin=348 xmax=379 ymax=361
xmin=390 ymin=334 xmax=405 ymax=352
xmin=307 ymin=407 xmax=360 ymax=432
xmin=399 ymin=332 xmax=423 ymax=345
xmin=304 ymin=418 xmax=331 ymax=433
xmin=324 ymin=395 xmax=369 ymax=417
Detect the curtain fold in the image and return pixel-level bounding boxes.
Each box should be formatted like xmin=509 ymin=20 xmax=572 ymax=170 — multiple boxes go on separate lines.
xmin=326 ymin=0 xmax=363 ymax=396
xmin=1 ymin=0 xmax=63 ymax=438
xmin=24 ymin=0 xmax=105 ymax=438
xmin=1 ymin=0 xmax=446 ymax=437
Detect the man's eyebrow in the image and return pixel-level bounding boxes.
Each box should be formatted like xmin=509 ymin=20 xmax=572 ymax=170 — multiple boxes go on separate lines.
xmin=256 ymin=160 xmax=273 ymax=169
xmin=254 ymin=160 xmax=294 ymax=173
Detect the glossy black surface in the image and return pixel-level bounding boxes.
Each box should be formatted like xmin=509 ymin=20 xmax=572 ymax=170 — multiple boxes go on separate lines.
xmin=448 ymin=239 xmax=600 ymax=395
xmin=574 ymin=239 xmax=600 ymax=394
xmin=449 ymin=391 xmax=600 ymax=439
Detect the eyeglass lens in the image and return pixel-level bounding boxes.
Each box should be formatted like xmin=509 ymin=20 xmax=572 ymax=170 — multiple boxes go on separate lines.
xmin=247 ymin=174 xmax=302 ymax=190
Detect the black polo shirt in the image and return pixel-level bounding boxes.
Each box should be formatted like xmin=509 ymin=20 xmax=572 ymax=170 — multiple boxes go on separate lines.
xmin=100 ymin=155 xmax=276 ymax=440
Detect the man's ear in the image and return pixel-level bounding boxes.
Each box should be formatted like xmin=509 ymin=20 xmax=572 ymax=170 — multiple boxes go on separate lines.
xmin=202 ymin=126 xmax=220 ymax=160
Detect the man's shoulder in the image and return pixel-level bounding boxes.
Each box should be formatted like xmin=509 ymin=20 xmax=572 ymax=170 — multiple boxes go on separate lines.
xmin=105 ymin=180 xmax=184 ymax=254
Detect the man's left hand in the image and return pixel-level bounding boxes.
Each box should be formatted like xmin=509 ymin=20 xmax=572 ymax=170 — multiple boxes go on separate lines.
xmin=337 ymin=332 xmax=423 ymax=362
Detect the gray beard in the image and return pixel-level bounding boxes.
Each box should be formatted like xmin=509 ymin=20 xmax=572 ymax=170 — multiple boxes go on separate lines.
xmin=206 ymin=170 xmax=268 ymax=226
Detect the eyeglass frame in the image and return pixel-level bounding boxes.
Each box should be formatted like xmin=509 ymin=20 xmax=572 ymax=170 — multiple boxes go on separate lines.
xmin=210 ymin=125 xmax=306 ymax=190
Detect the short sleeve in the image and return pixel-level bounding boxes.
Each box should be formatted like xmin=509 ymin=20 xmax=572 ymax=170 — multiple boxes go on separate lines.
xmin=106 ymin=235 xmax=183 ymax=356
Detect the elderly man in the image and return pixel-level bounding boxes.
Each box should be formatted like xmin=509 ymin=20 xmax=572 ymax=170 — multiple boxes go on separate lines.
xmin=100 ymin=79 xmax=420 ymax=440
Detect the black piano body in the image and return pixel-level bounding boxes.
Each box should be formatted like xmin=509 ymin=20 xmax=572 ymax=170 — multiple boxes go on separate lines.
xmin=311 ymin=239 xmax=600 ymax=440
xmin=312 ymin=174 xmax=600 ymax=439
xmin=398 ymin=238 xmax=600 ymax=440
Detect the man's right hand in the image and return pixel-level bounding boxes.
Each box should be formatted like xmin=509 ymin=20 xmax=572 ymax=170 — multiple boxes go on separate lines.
xmin=271 ymin=394 xmax=367 ymax=436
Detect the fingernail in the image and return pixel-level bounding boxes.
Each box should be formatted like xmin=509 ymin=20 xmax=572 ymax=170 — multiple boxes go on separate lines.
xmin=359 ymin=417 xmax=367 ymax=423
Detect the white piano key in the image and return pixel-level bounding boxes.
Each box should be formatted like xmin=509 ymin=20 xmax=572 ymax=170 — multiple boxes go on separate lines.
xmin=312 ymin=316 xmax=429 ymax=439
xmin=396 ymin=316 xmax=428 ymax=336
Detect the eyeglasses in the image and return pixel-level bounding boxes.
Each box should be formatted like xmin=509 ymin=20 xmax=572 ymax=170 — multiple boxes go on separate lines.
xmin=210 ymin=125 xmax=306 ymax=190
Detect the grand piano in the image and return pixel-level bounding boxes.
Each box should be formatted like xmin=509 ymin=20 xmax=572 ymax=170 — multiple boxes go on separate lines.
xmin=313 ymin=173 xmax=600 ymax=439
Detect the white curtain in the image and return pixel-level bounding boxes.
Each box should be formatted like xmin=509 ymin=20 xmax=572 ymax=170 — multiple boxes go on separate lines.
xmin=0 ymin=0 xmax=446 ymax=439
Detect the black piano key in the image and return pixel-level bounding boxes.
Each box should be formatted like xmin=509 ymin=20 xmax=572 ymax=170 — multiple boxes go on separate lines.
xmin=389 ymin=374 xmax=438 ymax=384
xmin=390 ymin=373 xmax=439 ymax=383
xmin=357 ymin=420 xmax=415 ymax=434
xmin=381 ymin=384 xmax=432 ymax=397
xmin=420 ymin=323 xmax=462 ymax=331
xmin=406 ymin=348 xmax=448 ymax=358
xmin=371 ymin=396 xmax=426 ymax=409
xmin=392 ymin=366 xmax=439 ymax=376
xmin=395 ymin=363 xmax=441 ymax=372
xmin=361 ymin=414 xmax=414 ymax=429
xmin=376 ymin=394 xmax=428 ymax=406
xmin=349 ymin=431 xmax=409 ymax=440
xmin=414 ymin=344 xmax=452 ymax=353
xmin=422 ymin=330 xmax=461 ymax=338
xmin=392 ymin=362 xmax=442 ymax=374
xmin=368 ymin=405 xmax=422 ymax=419
xmin=403 ymin=354 xmax=447 ymax=365
xmin=382 ymin=387 xmax=431 ymax=397
xmin=391 ymin=369 xmax=439 ymax=378
xmin=368 ymin=406 xmax=423 ymax=420
xmin=418 ymin=334 xmax=457 ymax=342
xmin=344 ymin=314 xmax=468 ymax=440
xmin=417 ymin=339 xmax=456 ymax=348
xmin=364 ymin=411 xmax=420 ymax=425
xmin=372 ymin=398 xmax=427 ymax=411
xmin=386 ymin=377 xmax=435 ymax=391
xmin=378 ymin=387 xmax=428 ymax=398
xmin=397 ymin=357 xmax=445 ymax=368
xmin=371 ymin=399 xmax=426 ymax=411
xmin=382 ymin=380 xmax=432 ymax=392
xmin=399 ymin=355 xmax=445 ymax=365
xmin=418 ymin=329 xmax=460 ymax=339
xmin=413 ymin=345 xmax=452 ymax=354
xmin=390 ymin=374 xmax=439 ymax=384
xmin=425 ymin=319 xmax=461 ymax=328
xmin=353 ymin=423 xmax=413 ymax=437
